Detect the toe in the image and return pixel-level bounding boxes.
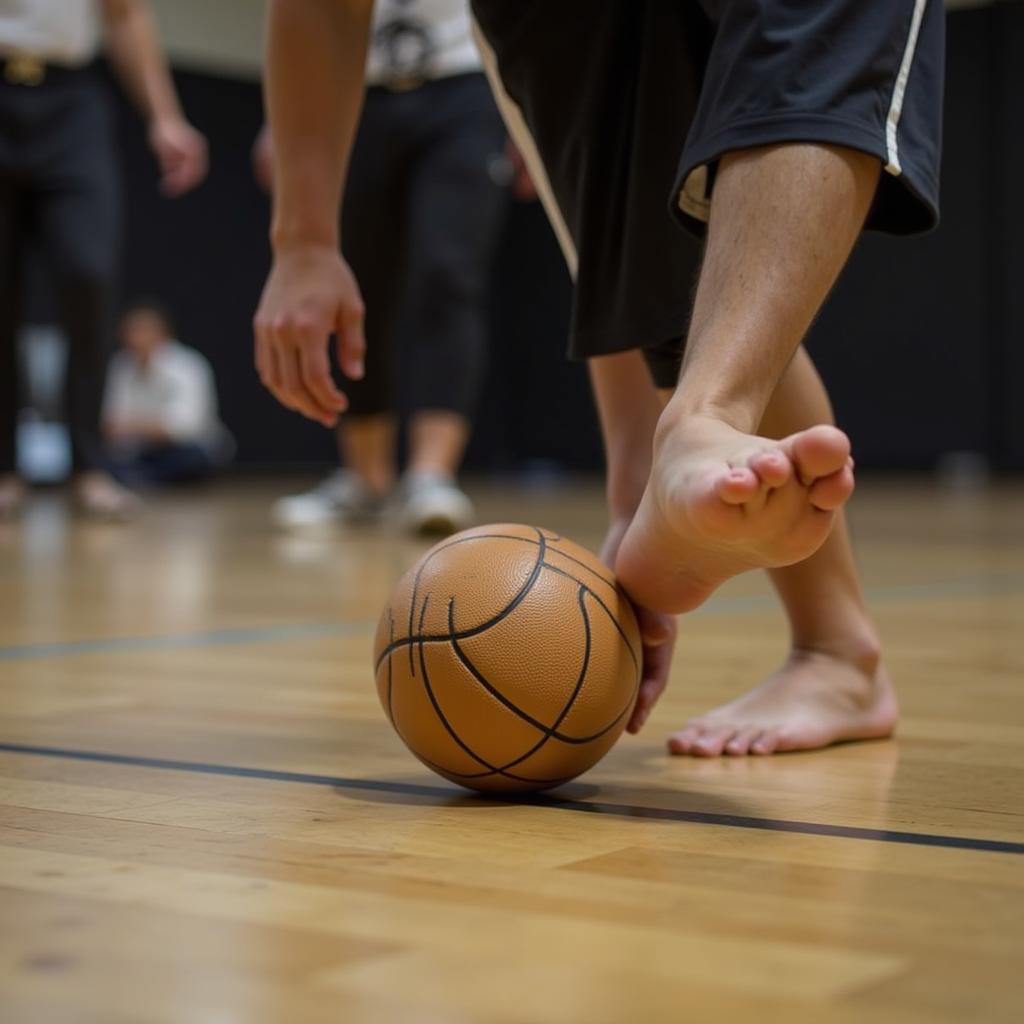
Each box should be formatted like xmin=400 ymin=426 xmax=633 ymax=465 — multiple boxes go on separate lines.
xmin=714 ymin=468 xmax=760 ymax=505
xmin=666 ymin=723 xmax=704 ymax=755
xmin=749 ymin=449 xmax=792 ymax=488
xmin=809 ymin=465 xmax=855 ymax=511
xmin=750 ymin=729 xmax=779 ymax=755
xmin=788 ymin=426 xmax=851 ymax=485
xmin=724 ymin=726 xmax=760 ymax=756
xmin=691 ymin=727 xmax=734 ymax=757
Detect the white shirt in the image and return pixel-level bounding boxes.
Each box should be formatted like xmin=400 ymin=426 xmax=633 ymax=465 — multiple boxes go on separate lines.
xmin=366 ymin=0 xmax=480 ymax=86
xmin=104 ymin=340 xmax=226 ymax=453
xmin=0 ymin=0 xmax=100 ymax=67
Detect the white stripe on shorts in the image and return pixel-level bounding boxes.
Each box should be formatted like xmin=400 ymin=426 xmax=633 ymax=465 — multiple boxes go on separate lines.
xmin=885 ymin=0 xmax=929 ymax=176
xmin=471 ymin=18 xmax=579 ymax=279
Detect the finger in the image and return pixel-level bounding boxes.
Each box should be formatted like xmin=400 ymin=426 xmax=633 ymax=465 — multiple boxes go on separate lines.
xmin=255 ymin=335 xmax=277 ymax=400
xmin=626 ymin=636 xmax=674 ymax=734
xmin=299 ymin=337 xmax=347 ymax=426
xmin=253 ymin=317 xmax=271 ymax=387
xmin=626 ymin=679 xmax=659 ymax=734
xmin=336 ymin=301 xmax=366 ymax=380
xmin=267 ymin=346 xmax=297 ymax=411
xmin=274 ymin=345 xmax=308 ymax=414
xmin=635 ymin=605 xmax=675 ymax=647
xmin=279 ymin=347 xmax=326 ymax=422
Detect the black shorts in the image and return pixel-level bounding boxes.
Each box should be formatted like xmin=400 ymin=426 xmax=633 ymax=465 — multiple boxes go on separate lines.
xmin=471 ymin=0 xmax=945 ymax=387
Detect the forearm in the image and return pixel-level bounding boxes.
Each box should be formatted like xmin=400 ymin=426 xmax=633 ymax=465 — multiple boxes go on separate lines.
xmin=101 ymin=0 xmax=184 ymax=124
xmin=588 ymin=351 xmax=663 ymax=527
xmin=266 ymin=0 xmax=373 ymax=251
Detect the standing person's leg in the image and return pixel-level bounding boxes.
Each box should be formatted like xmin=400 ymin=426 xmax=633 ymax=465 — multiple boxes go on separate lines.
xmin=668 ymin=347 xmax=897 ymax=756
xmin=334 ymin=89 xmax=409 ymax=498
xmin=0 ymin=176 xmax=28 ymax=515
xmin=398 ymin=73 xmax=507 ymax=531
xmin=35 ymin=74 xmax=136 ymax=517
xmin=271 ymin=89 xmax=408 ymax=528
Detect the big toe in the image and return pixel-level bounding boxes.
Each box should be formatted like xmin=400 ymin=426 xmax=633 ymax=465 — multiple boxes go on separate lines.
xmin=788 ymin=426 xmax=851 ymax=484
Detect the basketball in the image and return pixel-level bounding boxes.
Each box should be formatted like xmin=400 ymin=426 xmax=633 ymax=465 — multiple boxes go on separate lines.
xmin=373 ymin=523 xmax=642 ymax=793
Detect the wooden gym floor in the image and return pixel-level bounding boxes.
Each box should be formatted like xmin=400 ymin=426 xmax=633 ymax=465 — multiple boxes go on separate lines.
xmin=1 ymin=478 xmax=1022 ymax=1023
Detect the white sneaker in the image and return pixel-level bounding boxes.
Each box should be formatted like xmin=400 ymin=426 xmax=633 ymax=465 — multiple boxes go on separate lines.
xmin=396 ymin=471 xmax=474 ymax=536
xmin=271 ymin=469 xmax=382 ymax=529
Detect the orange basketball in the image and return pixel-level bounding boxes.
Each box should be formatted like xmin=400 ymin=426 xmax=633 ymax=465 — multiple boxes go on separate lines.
xmin=373 ymin=523 xmax=641 ymax=793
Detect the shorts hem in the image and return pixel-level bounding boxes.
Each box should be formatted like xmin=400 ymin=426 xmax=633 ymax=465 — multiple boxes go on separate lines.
xmin=569 ymin=301 xmax=693 ymax=362
xmin=675 ymin=113 xmax=939 ymax=236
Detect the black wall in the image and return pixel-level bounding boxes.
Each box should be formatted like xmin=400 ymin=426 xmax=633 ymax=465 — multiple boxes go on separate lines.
xmin=108 ymin=5 xmax=1023 ymax=473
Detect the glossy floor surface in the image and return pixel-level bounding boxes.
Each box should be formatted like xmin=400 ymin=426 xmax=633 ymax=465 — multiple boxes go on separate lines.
xmin=1 ymin=479 xmax=1022 ymax=1023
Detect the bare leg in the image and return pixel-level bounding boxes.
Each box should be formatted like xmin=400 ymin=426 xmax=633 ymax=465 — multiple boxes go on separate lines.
xmin=617 ymin=144 xmax=878 ymax=614
xmin=0 ymin=473 xmax=26 ymax=518
xmin=407 ymin=409 xmax=470 ymax=478
xmin=668 ymin=348 xmax=898 ymax=756
xmin=337 ymin=413 xmax=397 ymax=497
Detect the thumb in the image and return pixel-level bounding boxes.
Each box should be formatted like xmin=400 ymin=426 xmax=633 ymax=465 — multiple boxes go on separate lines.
xmin=635 ymin=605 xmax=675 ymax=646
xmin=336 ymin=302 xmax=365 ymax=381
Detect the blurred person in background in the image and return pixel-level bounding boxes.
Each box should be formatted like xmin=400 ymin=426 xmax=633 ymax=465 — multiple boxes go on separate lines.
xmin=0 ymin=0 xmax=207 ymax=519
xmin=254 ymin=0 xmax=506 ymax=535
xmin=103 ymin=300 xmax=232 ymax=486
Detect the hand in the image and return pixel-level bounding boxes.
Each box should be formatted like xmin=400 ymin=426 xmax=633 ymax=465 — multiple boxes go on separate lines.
xmin=602 ymin=519 xmax=678 ymax=734
xmin=252 ymin=124 xmax=274 ymax=192
xmin=253 ymin=245 xmax=365 ymax=427
xmin=625 ymin=606 xmax=677 ymax=734
xmin=148 ymin=116 xmax=208 ymax=197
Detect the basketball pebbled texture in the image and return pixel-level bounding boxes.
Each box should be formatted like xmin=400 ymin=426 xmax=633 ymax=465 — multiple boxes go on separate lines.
xmin=373 ymin=523 xmax=641 ymax=793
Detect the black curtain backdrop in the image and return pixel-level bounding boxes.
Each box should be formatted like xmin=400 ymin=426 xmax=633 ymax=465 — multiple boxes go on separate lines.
xmin=104 ymin=5 xmax=1022 ymax=473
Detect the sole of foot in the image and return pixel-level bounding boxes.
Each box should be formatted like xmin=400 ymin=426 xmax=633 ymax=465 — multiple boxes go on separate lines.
xmin=617 ymin=415 xmax=855 ymax=614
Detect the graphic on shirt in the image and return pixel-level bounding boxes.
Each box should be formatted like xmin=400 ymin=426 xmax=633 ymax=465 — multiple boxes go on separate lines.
xmin=372 ymin=0 xmax=437 ymax=82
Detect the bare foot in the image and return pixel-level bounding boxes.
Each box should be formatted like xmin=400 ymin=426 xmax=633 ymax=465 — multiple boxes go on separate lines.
xmin=667 ymin=647 xmax=898 ymax=757
xmin=0 ymin=474 xmax=27 ymax=519
xmin=616 ymin=414 xmax=854 ymax=613
xmin=74 ymin=472 xmax=142 ymax=521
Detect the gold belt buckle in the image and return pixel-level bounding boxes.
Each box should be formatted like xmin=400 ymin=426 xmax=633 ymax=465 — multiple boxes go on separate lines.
xmin=385 ymin=73 xmax=425 ymax=93
xmin=5 ymin=55 xmax=46 ymax=86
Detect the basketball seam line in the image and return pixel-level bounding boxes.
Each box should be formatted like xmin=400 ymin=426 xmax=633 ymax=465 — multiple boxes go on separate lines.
xmin=435 ymin=584 xmax=597 ymax=783
xmin=447 ymin=588 xmax=633 ymax=748
xmin=404 ymin=529 xmax=566 ymax=677
xmin=382 ymin=529 xmax=551 ymax=672
xmin=413 ymin=593 xmax=566 ymax=784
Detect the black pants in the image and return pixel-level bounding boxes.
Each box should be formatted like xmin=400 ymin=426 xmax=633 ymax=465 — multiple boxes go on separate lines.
xmin=0 ymin=65 xmax=119 ymax=474
xmin=108 ymin=441 xmax=215 ymax=487
xmin=342 ymin=72 xmax=506 ymax=419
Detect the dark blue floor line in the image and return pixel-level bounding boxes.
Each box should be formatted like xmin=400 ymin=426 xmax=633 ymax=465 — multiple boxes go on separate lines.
xmin=2 ymin=742 xmax=1021 ymax=856
xmin=0 ymin=622 xmax=372 ymax=661
xmin=2 ymin=573 xmax=1023 ymax=663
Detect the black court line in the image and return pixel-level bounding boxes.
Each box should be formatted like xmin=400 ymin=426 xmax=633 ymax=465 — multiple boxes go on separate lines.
xmin=2 ymin=742 xmax=1022 ymax=856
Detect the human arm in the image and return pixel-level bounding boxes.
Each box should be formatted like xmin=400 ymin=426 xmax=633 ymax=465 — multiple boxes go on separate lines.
xmin=589 ymin=351 xmax=678 ymax=734
xmin=252 ymin=0 xmax=374 ymax=428
xmin=100 ymin=0 xmax=207 ymax=196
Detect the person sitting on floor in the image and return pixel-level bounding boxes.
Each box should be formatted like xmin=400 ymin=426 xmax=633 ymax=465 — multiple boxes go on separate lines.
xmin=103 ymin=301 xmax=232 ymax=486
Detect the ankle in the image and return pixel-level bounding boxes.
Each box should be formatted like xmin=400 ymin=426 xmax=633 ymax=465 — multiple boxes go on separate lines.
xmin=656 ymin=399 xmax=761 ymax=445
xmin=791 ymin=628 xmax=882 ymax=677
